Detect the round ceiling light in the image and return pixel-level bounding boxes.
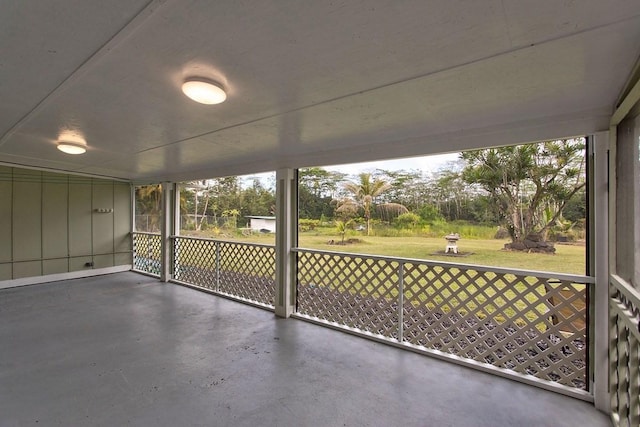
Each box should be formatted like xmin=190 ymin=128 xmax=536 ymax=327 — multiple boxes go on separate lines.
xmin=57 ymin=141 xmax=87 ymax=155
xmin=181 ymin=78 xmax=227 ymax=104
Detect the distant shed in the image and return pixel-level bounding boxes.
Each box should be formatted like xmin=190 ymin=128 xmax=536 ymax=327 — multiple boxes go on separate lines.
xmin=246 ymin=216 xmax=276 ymax=233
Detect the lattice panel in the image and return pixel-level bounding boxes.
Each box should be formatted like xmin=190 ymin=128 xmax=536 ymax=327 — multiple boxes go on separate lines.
xmin=132 ymin=233 xmax=162 ymax=276
xmin=172 ymin=237 xmax=275 ymax=307
xmin=218 ymin=242 xmax=276 ymax=306
xmin=402 ymin=263 xmax=588 ymax=389
xmin=610 ymin=287 xmax=640 ymax=427
xmin=173 ymin=238 xmax=218 ymax=290
xmin=297 ymin=251 xmax=400 ymax=338
xmin=296 ymin=249 xmax=590 ymax=391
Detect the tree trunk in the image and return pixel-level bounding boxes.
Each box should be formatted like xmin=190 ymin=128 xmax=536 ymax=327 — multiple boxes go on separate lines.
xmin=197 ymin=194 xmax=210 ymax=231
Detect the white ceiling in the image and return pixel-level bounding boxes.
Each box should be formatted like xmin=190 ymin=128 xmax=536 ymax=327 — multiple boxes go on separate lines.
xmin=1 ymin=0 xmax=639 ymax=183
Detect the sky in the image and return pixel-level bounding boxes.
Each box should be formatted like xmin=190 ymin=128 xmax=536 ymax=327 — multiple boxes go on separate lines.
xmin=241 ymin=152 xmax=462 ymax=188
xmin=324 ymin=153 xmax=460 ymax=176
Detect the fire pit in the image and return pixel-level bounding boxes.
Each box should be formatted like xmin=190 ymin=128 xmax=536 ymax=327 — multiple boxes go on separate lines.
xmin=444 ymin=233 xmax=460 ymax=254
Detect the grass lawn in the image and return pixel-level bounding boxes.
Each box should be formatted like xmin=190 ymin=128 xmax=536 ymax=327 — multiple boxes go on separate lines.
xmin=191 ymin=231 xmax=586 ymax=276
xmin=301 ymin=235 xmax=586 ymax=275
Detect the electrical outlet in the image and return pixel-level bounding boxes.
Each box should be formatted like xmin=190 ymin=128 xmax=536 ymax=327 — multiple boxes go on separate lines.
xmin=85 ymin=262 xmax=93 ymax=267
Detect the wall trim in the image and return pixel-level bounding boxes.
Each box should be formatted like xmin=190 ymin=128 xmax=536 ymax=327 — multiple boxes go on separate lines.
xmin=0 ymin=161 xmax=131 ymax=183
xmin=0 ymin=265 xmax=132 ymax=290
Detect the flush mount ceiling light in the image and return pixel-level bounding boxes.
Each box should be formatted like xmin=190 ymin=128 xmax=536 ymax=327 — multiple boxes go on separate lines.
xmin=57 ymin=141 xmax=87 ymax=155
xmin=181 ymin=78 xmax=226 ymax=104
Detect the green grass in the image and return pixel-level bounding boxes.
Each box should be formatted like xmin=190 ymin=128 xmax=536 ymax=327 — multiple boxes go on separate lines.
xmin=303 ymin=235 xmax=585 ymax=275
xmin=202 ymin=231 xmax=586 ymax=275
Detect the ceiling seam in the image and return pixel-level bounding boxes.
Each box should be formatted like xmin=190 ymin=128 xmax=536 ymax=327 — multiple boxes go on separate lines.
xmin=125 ymin=107 xmax=610 ymax=183
xmin=0 ymin=0 xmax=171 ymax=148
xmin=125 ymin=13 xmax=640 ymax=157
xmin=0 ymin=161 xmax=130 ymax=182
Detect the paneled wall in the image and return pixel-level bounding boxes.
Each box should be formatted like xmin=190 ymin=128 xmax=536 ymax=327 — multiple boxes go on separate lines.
xmin=616 ymin=112 xmax=640 ymax=289
xmin=0 ymin=166 xmax=132 ymax=280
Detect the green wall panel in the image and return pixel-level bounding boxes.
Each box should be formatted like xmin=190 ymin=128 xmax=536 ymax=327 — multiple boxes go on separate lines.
xmin=0 ymin=167 xmax=12 ymax=263
xmin=1 ymin=167 xmax=132 ymax=284
xmin=69 ymin=181 xmax=92 ymax=257
xmin=42 ymin=173 xmax=69 ymax=259
xmin=114 ymin=252 xmax=132 ymax=266
xmin=114 ymin=183 xmax=132 ymax=253
xmin=12 ymin=170 xmax=42 ymax=261
xmin=13 ymin=261 xmax=41 ymax=279
xmin=93 ymin=254 xmax=114 ymax=269
xmin=69 ymin=256 xmax=93 ymax=272
xmin=43 ymin=259 xmax=69 ymax=275
xmin=92 ymin=180 xmax=114 ymax=255
xmin=0 ymin=264 xmax=11 ymax=280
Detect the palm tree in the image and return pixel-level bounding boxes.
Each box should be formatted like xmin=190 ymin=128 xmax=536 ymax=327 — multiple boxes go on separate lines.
xmin=335 ymin=219 xmax=353 ymax=244
xmin=337 ymin=173 xmax=393 ymax=236
xmin=135 ymin=185 xmax=162 ymax=232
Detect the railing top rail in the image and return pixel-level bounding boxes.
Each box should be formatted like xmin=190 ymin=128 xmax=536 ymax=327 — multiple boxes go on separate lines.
xmin=611 ymin=274 xmax=640 ymax=308
xmin=293 ymin=247 xmax=594 ymax=284
xmin=171 ymin=235 xmax=275 ymax=249
xmin=610 ymin=300 xmax=640 ymax=341
xmin=132 ymin=231 xmax=161 ymax=236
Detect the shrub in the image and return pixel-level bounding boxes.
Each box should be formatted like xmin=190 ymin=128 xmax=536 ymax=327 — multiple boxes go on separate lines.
xmin=418 ymin=204 xmax=444 ymax=222
xmin=374 ymin=226 xmax=416 ymax=238
xmin=299 ymin=218 xmax=321 ymax=231
xmin=394 ymin=212 xmax=421 ymax=229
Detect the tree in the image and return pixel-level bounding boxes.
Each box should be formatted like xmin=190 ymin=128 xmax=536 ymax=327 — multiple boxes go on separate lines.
xmin=240 ymin=179 xmax=275 ymax=219
xmin=336 ymin=173 xmax=393 ymax=235
xmin=372 ymin=169 xmax=425 ymax=211
xmin=298 ymin=168 xmax=345 ymax=219
xmin=135 ymin=185 xmax=162 ymax=232
xmin=222 ymin=209 xmax=240 ymax=229
xmin=461 ymin=139 xmax=586 ymax=244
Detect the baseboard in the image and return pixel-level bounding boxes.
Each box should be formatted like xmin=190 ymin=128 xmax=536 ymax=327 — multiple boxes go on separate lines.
xmin=0 ymin=265 xmax=132 ymax=290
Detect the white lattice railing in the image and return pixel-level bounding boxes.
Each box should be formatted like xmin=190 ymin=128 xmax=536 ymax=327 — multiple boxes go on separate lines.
xmin=172 ymin=236 xmax=275 ymax=308
xmin=132 ymin=232 xmax=162 ymax=277
xmin=295 ymin=248 xmax=593 ymax=397
xmin=610 ymin=275 xmax=640 ymax=427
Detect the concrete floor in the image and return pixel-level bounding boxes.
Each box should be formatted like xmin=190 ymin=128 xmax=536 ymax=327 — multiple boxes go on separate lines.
xmin=0 ymin=272 xmax=611 ymax=427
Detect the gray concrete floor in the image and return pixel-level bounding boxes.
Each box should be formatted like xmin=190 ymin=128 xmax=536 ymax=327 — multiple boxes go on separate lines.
xmin=0 ymin=272 xmax=611 ymax=427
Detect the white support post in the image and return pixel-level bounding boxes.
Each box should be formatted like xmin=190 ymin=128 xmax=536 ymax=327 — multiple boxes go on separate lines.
xmin=275 ymin=168 xmax=297 ymax=318
xmin=172 ymin=183 xmax=181 ymax=280
xmin=130 ymin=184 xmax=136 ymax=267
xmin=160 ymin=182 xmax=174 ymax=282
xmin=173 ymin=183 xmax=181 ymax=237
xmin=592 ymin=131 xmax=609 ymax=411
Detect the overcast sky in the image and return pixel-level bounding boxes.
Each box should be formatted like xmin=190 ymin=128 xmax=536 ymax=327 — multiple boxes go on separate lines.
xmin=324 ymin=153 xmax=460 ymax=176
xmin=241 ymin=152 xmax=462 ymax=188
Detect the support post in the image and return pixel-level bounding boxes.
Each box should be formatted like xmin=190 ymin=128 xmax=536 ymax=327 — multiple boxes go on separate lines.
xmin=275 ymin=168 xmax=297 ymax=318
xmin=160 ymin=182 xmax=175 ymax=282
xmin=397 ymin=263 xmax=404 ymax=342
xmin=592 ymin=131 xmax=609 ymax=411
xmin=173 ymin=183 xmax=181 ymax=237
xmin=130 ymin=184 xmax=136 ymax=267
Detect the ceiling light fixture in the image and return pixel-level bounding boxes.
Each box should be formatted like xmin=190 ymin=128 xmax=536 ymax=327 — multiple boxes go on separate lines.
xmin=57 ymin=141 xmax=87 ymax=155
xmin=181 ymin=78 xmax=226 ymax=104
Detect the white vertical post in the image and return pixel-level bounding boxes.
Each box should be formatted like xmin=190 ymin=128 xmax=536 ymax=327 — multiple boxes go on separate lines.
xmin=275 ymin=168 xmax=297 ymax=318
xmin=397 ymin=263 xmax=404 ymax=342
xmin=172 ymin=183 xmax=181 ymax=279
xmin=160 ymin=182 xmax=174 ymax=282
xmin=173 ymin=183 xmax=181 ymax=237
xmin=131 ymin=184 xmax=136 ymax=267
xmin=215 ymin=242 xmax=220 ymax=292
xmin=592 ymin=131 xmax=609 ymax=411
